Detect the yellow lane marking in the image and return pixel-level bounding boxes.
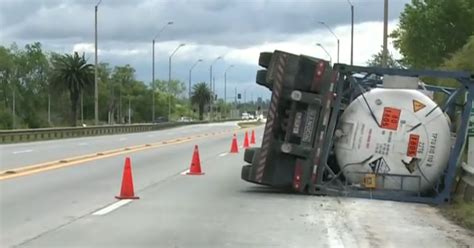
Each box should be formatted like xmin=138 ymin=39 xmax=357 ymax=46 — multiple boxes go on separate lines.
xmin=0 ymin=127 xmax=251 ymax=181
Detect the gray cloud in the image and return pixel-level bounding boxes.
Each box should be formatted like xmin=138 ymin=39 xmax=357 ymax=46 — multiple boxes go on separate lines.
xmin=1 ymin=0 xmax=409 ymax=48
xmin=0 ymin=0 xmax=410 ymax=100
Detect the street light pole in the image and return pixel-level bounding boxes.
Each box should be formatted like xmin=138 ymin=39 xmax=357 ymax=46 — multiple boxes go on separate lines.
xmin=347 ymin=0 xmax=354 ymax=65
xmin=318 ymin=21 xmax=340 ymax=63
xmin=316 ymin=43 xmax=333 ymax=65
xmin=12 ymin=88 xmax=15 ymax=129
xmin=168 ymin=43 xmax=185 ymax=121
xmin=382 ymin=0 xmax=389 ymax=67
xmin=152 ymin=21 xmax=173 ymax=122
xmin=94 ymin=0 xmax=102 ymax=125
xmin=224 ymin=65 xmax=234 ymax=104
xmin=209 ymin=56 xmax=222 ymax=120
xmin=189 ymin=59 xmax=203 ymax=99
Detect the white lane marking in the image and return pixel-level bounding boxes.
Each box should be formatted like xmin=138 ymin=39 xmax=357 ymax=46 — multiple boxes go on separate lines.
xmin=12 ymin=149 xmax=33 ymax=154
xmin=219 ymin=152 xmax=228 ymax=157
xmin=119 ymin=137 xmax=127 ymax=141
xmin=78 ymin=142 xmax=88 ymax=146
xmin=180 ymin=169 xmax=190 ymax=175
xmin=92 ymin=200 xmax=133 ymax=216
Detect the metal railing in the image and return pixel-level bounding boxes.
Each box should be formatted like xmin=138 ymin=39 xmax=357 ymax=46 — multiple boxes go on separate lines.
xmin=460 ymin=163 xmax=474 ymax=202
xmin=0 ymin=119 xmax=240 ymax=144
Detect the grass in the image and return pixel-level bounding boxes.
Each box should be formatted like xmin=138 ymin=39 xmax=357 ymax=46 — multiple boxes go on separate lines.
xmin=441 ymin=199 xmax=474 ymax=231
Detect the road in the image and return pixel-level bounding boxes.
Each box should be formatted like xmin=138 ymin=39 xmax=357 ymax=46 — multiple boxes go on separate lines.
xmin=0 ymin=122 xmax=238 ymax=170
xmin=1 ymin=121 xmax=473 ymax=247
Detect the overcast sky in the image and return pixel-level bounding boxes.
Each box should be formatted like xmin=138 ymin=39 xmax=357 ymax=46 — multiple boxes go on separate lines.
xmin=0 ymin=0 xmax=410 ymax=101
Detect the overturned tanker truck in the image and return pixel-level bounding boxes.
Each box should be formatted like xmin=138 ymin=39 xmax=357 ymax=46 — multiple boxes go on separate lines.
xmin=241 ymin=50 xmax=474 ymax=204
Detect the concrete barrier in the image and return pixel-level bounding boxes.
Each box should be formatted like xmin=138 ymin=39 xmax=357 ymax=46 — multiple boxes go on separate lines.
xmin=0 ymin=119 xmax=239 ymax=144
xmin=458 ymin=162 xmax=474 ymax=202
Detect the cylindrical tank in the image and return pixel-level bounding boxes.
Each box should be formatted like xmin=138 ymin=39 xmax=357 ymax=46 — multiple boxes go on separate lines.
xmin=334 ymin=88 xmax=451 ymax=192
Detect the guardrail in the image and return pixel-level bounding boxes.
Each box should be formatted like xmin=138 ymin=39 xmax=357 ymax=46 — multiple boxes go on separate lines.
xmin=459 ymin=107 xmax=474 ymax=202
xmin=0 ymin=119 xmax=240 ymax=144
xmin=457 ymin=162 xmax=474 ymax=202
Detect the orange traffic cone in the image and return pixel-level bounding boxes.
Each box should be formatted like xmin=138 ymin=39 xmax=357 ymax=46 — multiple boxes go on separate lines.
xmin=243 ymin=131 xmax=250 ymax=148
xmin=116 ymin=157 xmax=139 ymax=200
xmin=250 ymin=130 xmax=256 ymax=144
xmin=230 ymin=134 xmax=239 ymax=153
xmin=187 ymin=145 xmax=204 ymax=175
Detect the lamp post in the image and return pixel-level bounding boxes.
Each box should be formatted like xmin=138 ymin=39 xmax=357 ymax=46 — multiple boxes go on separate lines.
xmin=382 ymin=0 xmax=388 ymax=67
xmin=318 ymin=21 xmax=340 ymax=63
xmin=168 ymin=43 xmax=185 ymax=120
xmin=224 ymin=65 xmax=234 ymax=103
xmin=347 ymin=0 xmax=354 ymax=65
xmin=189 ymin=59 xmax=203 ymax=99
xmin=152 ymin=21 xmax=173 ymax=121
xmin=209 ymin=56 xmax=222 ymax=120
xmin=316 ymin=43 xmax=333 ymax=65
xmin=94 ymin=0 xmax=102 ymax=125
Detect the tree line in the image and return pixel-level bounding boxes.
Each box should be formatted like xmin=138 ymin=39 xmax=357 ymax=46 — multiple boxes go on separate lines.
xmin=367 ymin=0 xmax=474 ymax=75
xmin=2 ymin=0 xmax=472 ymax=129
xmin=0 ymin=42 xmax=253 ymax=129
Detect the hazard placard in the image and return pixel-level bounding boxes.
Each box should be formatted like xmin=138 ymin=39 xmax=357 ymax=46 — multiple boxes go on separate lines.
xmin=381 ymin=107 xmax=401 ymax=130
xmin=413 ymin=100 xmax=426 ymax=112
xmin=407 ymin=134 xmax=420 ymax=157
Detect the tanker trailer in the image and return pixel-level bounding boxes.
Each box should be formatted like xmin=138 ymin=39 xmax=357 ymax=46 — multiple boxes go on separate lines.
xmin=241 ymin=50 xmax=474 ymax=204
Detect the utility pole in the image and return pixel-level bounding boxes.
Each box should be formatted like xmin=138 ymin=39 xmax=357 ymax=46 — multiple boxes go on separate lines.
xmin=12 ymin=88 xmax=16 ymax=129
xmin=224 ymin=65 xmax=234 ymax=103
xmin=81 ymin=93 xmax=84 ymax=124
xmin=168 ymin=43 xmax=185 ymax=121
xmin=48 ymin=93 xmax=51 ymax=124
xmin=318 ymin=21 xmax=340 ymax=63
xmin=213 ymin=76 xmax=216 ymax=97
xmin=209 ymin=56 xmax=222 ymax=120
xmin=382 ymin=0 xmax=389 ymax=67
xmin=152 ymin=39 xmax=155 ymax=120
xmin=152 ymin=21 xmax=173 ymax=121
xmin=189 ymin=59 xmax=203 ymax=99
xmin=94 ymin=0 xmax=102 ymax=126
xmin=128 ymin=97 xmax=131 ymax=124
xmin=348 ymin=0 xmax=354 ymax=65
xmin=316 ymin=43 xmax=333 ymax=65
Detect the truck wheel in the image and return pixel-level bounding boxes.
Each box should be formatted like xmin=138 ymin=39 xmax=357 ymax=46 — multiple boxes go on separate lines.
xmin=241 ymin=164 xmax=252 ymax=182
xmin=256 ymin=70 xmax=272 ymax=91
xmin=258 ymin=52 xmax=273 ymax=68
xmin=244 ymin=147 xmax=260 ymax=164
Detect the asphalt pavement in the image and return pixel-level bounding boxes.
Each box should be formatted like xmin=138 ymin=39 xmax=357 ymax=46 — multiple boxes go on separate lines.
xmin=1 ymin=122 xmax=473 ymax=248
xmin=0 ymin=122 xmax=239 ymax=170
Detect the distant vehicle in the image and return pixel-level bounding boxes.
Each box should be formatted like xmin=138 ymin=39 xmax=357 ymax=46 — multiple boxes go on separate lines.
xmin=178 ymin=116 xmax=192 ymax=122
xmin=241 ymin=112 xmax=250 ymax=120
xmin=249 ymin=114 xmax=255 ymax=119
xmin=153 ymin=116 xmax=169 ymax=123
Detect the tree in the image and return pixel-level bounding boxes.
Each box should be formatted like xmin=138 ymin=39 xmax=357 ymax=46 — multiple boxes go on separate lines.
xmin=434 ymin=35 xmax=474 ymax=88
xmin=51 ymin=52 xmax=94 ymax=126
xmin=391 ymin=0 xmax=474 ymax=68
xmin=367 ymin=47 xmax=403 ymax=68
xmin=191 ymin=82 xmax=211 ymax=120
xmin=443 ymin=36 xmax=474 ymax=73
xmin=155 ymin=79 xmax=186 ymax=96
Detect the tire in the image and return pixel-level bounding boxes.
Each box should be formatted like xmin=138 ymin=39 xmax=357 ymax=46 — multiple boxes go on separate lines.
xmin=241 ymin=164 xmax=252 ymax=181
xmin=244 ymin=147 xmax=260 ymax=164
xmin=258 ymin=52 xmax=273 ymax=68
xmin=256 ymin=70 xmax=272 ymax=91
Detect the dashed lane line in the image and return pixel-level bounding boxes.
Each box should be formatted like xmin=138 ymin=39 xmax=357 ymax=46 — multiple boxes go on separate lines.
xmin=0 ymin=128 xmax=256 ymax=181
xmin=92 ymin=200 xmax=133 ymax=216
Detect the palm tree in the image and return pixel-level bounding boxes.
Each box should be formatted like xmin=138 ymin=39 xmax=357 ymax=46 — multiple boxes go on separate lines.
xmin=191 ymin=82 xmax=211 ymax=120
xmin=51 ymin=52 xmax=94 ymax=126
